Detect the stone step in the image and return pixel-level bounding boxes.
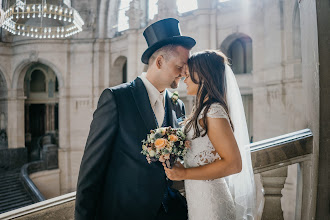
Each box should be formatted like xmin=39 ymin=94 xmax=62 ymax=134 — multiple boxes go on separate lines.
xmin=0 ymin=190 xmax=27 ymax=199
xmin=0 ymin=194 xmax=32 ymax=206
xmin=0 ymin=170 xmax=35 ymax=214
xmin=0 ymin=171 xmax=20 ymax=178
xmin=0 ymin=200 xmax=33 ymax=214
xmin=0 ymin=183 xmax=23 ymax=192
xmin=0 ymin=175 xmax=20 ymax=183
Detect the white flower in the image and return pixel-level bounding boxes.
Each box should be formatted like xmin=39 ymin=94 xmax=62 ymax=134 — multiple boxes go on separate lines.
xmin=149 ymin=150 xmax=156 ymax=157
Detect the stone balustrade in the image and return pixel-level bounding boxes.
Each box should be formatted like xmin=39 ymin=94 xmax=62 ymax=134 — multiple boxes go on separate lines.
xmin=0 ymin=129 xmax=314 ymax=220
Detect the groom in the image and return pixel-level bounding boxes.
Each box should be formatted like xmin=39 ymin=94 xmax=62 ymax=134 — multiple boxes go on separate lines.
xmin=75 ymin=18 xmax=196 ymax=220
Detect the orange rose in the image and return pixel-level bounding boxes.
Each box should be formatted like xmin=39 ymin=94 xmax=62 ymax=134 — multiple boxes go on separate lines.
xmin=154 ymin=138 xmax=167 ymax=149
xmin=168 ymin=134 xmax=178 ymax=142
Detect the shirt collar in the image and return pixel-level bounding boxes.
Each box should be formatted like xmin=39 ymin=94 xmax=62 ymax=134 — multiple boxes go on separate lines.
xmin=139 ymin=72 xmax=166 ymax=107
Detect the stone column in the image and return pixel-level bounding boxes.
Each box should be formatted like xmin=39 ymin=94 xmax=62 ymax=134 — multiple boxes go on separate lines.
xmin=156 ymin=0 xmax=177 ymax=20
xmin=45 ymin=104 xmax=50 ymax=133
xmin=45 ymin=103 xmax=56 ymax=133
xmin=140 ymin=0 xmax=148 ymax=27
xmin=260 ymin=167 xmax=287 ymax=220
xmin=299 ymin=0 xmax=320 ymax=219
xmin=51 ymin=103 xmax=55 ymax=132
xmin=126 ymin=0 xmax=143 ymax=30
xmin=126 ymin=31 xmax=139 ymax=81
xmin=58 ymin=89 xmax=72 ymax=194
xmin=195 ymin=0 xmax=217 ymax=50
xmin=281 ymin=164 xmax=302 ymax=220
xmin=7 ymin=89 xmax=25 ymax=148
xmin=126 ymin=0 xmax=143 ymax=80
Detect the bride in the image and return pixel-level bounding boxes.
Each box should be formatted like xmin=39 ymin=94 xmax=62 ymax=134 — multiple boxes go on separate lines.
xmin=163 ymin=50 xmax=256 ymax=220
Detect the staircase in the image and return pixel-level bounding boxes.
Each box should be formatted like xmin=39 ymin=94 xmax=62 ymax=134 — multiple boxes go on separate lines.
xmin=0 ymin=170 xmax=34 ymax=214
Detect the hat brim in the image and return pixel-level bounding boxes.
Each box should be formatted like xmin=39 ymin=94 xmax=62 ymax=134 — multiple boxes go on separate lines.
xmin=141 ymin=36 xmax=196 ymax=64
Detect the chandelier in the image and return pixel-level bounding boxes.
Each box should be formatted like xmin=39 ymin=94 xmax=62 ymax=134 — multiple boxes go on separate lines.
xmin=0 ymin=1 xmax=5 ymax=26
xmin=1 ymin=0 xmax=84 ymax=39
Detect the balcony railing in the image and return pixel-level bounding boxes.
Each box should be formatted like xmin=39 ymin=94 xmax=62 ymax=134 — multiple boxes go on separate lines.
xmin=0 ymin=129 xmax=314 ymax=220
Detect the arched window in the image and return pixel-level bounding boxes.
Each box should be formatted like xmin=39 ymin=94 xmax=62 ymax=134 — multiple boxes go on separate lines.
xmin=111 ymin=56 xmax=128 ymax=86
xmin=122 ymin=61 xmax=127 ymax=83
xmin=227 ymin=36 xmax=252 ymax=74
xmin=55 ymin=77 xmax=59 ymax=92
xmin=118 ymin=0 xmax=133 ymax=32
xmin=177 ymin=0 xmax=197 ymax=14
xmin=30 ymin=70 xmax=46 ymax=92
xmin=148 ymin=0 xmax=158 ymax=20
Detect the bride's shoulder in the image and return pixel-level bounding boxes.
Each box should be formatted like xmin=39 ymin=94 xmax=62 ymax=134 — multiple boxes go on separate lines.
xmin=203 ymin=103 xmax=229 ymax=119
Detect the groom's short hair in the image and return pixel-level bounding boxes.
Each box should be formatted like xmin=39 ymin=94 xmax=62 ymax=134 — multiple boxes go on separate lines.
xmin=148 ymin=44 xmax=189 ymax=66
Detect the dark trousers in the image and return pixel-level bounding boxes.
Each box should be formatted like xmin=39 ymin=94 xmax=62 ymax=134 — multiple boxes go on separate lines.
xmin=155 ymin=197 xmax=188 ymax=220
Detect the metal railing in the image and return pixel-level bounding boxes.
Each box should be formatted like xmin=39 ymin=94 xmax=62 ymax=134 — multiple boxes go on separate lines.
xmin=250 ymin=128 xmax=313 ymax=173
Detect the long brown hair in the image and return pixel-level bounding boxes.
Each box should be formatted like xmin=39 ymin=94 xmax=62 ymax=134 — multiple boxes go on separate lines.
xmin=184 ymin=50 xmax=234 ymax=139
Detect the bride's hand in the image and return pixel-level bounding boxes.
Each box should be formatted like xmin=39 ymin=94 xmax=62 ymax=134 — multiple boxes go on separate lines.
xmin=163 ymin=162 xmax=186 ymax=181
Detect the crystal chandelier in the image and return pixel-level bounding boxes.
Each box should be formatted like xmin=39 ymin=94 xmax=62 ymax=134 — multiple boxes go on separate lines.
xmin=1 ymin=0 xmax=84 ymax=39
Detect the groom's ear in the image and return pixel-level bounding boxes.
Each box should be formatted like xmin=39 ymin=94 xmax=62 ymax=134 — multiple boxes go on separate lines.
xmin=156 ymin=55 xmax=163 ymax=69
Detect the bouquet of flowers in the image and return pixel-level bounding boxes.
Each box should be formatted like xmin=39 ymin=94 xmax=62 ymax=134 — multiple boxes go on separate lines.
xmin=141 ymin=127 xmax=190 ymax=168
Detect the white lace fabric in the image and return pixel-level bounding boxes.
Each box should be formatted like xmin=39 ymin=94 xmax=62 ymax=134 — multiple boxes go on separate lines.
xmin=184 ymin=103 xmax=236 ymax=220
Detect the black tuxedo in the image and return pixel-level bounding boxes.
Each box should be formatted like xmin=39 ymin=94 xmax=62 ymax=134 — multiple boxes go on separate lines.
xmin=75 ymin=77 xmax=187 ymax=220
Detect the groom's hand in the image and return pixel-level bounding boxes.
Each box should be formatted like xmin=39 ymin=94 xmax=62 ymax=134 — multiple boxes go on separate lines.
xmin=163 ymin=162 xmax=186 ymax=181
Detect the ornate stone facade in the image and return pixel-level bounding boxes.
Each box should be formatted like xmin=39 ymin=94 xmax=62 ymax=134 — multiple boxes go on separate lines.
xmin=0 ymin=1 xmax=322 ymax=218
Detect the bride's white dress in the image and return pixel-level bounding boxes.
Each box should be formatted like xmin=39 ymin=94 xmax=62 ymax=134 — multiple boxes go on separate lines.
xmin=184 ymin=103 xmax=236 ymax=220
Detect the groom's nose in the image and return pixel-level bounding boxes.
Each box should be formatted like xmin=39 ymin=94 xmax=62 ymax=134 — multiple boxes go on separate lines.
xmin=181 ymin=65 xmax=188 ymax=77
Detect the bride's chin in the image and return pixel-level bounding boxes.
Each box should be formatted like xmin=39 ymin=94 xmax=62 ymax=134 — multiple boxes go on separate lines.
xmin=186 ymin=91 xmax=194 ymax=96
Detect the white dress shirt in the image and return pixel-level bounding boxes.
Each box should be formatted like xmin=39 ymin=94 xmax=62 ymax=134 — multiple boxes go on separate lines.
xmin=139 ymin=72 xmax=166 ymax=126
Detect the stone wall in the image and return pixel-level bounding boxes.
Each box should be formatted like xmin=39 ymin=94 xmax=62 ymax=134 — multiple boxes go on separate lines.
xmin=29 ymin=169 xmax=61 ymax=199
xmin=0 ymin=0 xmax=316 ymax=198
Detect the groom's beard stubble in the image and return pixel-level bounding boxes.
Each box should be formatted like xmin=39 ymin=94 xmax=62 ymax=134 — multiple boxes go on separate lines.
xmin=170 ymin=79 xmax=179 ymax=89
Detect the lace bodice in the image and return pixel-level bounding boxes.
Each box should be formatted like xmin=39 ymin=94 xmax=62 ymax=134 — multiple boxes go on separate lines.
xmin=184 ymin=103 xmax=230 ymax=168
xmin=184 ymin=103 xmax=236 ymax=220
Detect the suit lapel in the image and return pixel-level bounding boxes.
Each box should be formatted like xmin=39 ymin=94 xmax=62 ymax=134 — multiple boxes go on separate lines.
xmin=130 ymin=77 xmax=158 ymax=132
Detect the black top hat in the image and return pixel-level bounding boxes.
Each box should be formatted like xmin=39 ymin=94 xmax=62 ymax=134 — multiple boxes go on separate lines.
xmin=141 ymin=18 xmax=196 ymax=64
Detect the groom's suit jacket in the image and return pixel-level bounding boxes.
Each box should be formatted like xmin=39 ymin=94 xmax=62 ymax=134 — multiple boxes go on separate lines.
xmin=75 ymin=77 xmax=186 ymax=220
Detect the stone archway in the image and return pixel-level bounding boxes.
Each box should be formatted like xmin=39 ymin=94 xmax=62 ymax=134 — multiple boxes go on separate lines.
xmin=220 ymin=33 xmax=253 ymax=74
xmin=8 ymin=59 xmax=63 ymax=150
xmin=23 ymin=63 xmax=59 ymax=161
xmin=110 ymin=56 xmax=127 ymax=86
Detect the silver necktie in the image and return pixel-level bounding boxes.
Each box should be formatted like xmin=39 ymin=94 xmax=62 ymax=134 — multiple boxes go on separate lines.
xmin=154 ymin=93 xmax=165 ymax=127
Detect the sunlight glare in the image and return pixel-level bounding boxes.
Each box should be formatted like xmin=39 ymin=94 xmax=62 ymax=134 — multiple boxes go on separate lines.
xmin=177 ymin=0 xmax=198 ymax=14
xmin=149 ymin=0 xmax=158 ymax=20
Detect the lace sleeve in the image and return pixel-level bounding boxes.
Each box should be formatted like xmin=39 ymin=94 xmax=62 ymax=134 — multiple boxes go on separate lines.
xmin=203 ymin=103 xmax=229 ymax=121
